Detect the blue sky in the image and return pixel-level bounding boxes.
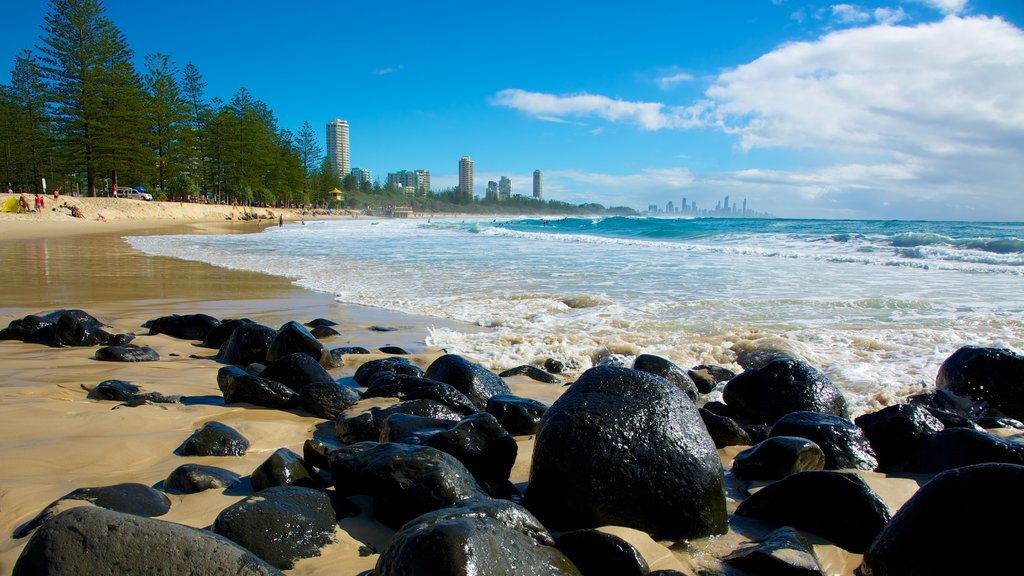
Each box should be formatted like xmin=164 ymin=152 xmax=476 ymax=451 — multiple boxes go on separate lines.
xmin=4 ymin=0 xmax=1023 ymax=219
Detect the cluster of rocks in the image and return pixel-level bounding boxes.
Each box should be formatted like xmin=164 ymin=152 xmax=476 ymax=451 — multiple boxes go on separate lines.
xmin=6 ymin=309 xmax=1024 ymax=575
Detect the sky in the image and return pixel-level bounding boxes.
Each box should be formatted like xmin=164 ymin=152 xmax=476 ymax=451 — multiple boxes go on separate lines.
xmin=3 ymin=0 xmax=1023 ymax=220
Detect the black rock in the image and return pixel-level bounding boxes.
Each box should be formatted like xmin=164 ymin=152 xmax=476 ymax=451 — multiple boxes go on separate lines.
xmin=379 ymin=345 xmax=410 ymax=354
xmin=353 ymin=356 xmax=423 ymax=386
xmin=146 ymin=313 xmax=220 ymax=341
xmin=164 ymin=464 xmax=241 ymax=494
xmin=486 ymin=394 xmax=549 ymax=435
xmin=85 ymin=379 xmax=179 ymax=404
xmin=13 ymin=482 xmax=171 ymax=539
xmin=310 ymin=325 xmax=340 ymax=339
xmin=329 ymin=346 xmax=371 ymax=365
xmin=335 ymin=399 xmax=468 ymax=444
xmin=724 ymin=527 xmax=824 ymax=576
xmin=303 ymin=434 xmax=345 ymax=470
xmin=691 ymin=364 xmax=736 ymax=384
xmin=544 ymin=358 xmax=566 ymax=374
xmin=724 ymin=358 xmax=849 ymax=424
xmin=687 ymin=369 xmax=717 ymax=395
xmin=47 ymin=309 xmax=116 ymax=347
xmin=214 ymin=485 xmax=357 ymax=569
xmin=732 ymin=436 xmax=826 ymax=481
xmin=423 ymin=412 xmax=518 ymax=493
xmin=523 ymin=365 xmax=727 ymax=541
xmin=216 ymin=322 xmax=278 ymax=365
xmin=93 ymin=345 xmax=160 ymax=362
xmin=555 ymin=529 xmax=648 ymax=576
xmin=363 ymin=373 xmax=479 ymax=415
xmin=12 ymin=507 xmax=284 ymax=576
xmin=259 ymin=352 xmax=335 ymax=392
xmin=633 ymin=354 xmax=699 ymax=401
xmin=735 ymin=471 xmax=891 ymax=553
xmin=178 ymin=421 xmax=250 ymax=456
xmin=854 ymin=404 xmax=945 ymax=469
xmin=381 ymin=413 xmax=459 ymax=444
xmin=861 ymin=463 xmax=1024 ymax=576
xmin=267 ymin=321 xmax=331 ymax=367
xmin=375 ymin=497 xmax=580 ymax=576
xmin=249 ymin=447 xmax=321 ymax=492
xmin=976 ymin=416 xmax=1024 ymax=429
xmin=499 ymin=365 xmax=562 ymax=384
xmin=903 ymin=427 xmax=1024 ymax=474
xmin=923 ymin=407 xmax=985 ymax=431
xmin=769 ymin=411 xmax=878 ymax=470
xmin=936 ymin=345 xmax=1024 ymax=421
xmin=699 ymin=408 xmax=751 ymax=448
xmin=0 ymin=325 xmax=35 ymax=342
xmin=736 ymin=349 xmax=797 ymax=370
xmin=369 ymin=325 xmax=397 ymax=332
xmin=424 ymin=354 xmax=512 ymax=410
xmin=329 ymin=441 xmax=486 ymax=530
xmin=217 ymin=366 xmax=299 ymax=409
xmin=305 ymin=318 xmax=338 ymax=328
xmin=201 ymin=318 xmax=252 ymax=349
xmin=299 ymin=381 xmax=361 ymax=420
xmin=906 ymin=387 xmax=984 ymax=417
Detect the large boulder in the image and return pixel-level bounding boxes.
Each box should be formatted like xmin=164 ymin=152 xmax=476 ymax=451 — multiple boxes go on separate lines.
xmin=854 ymin=404 xmax=945 ymax=469
xmin=201 ymin=318 xmax=252 ymax=349
xmin=249 ymin=448 xmax=321 ymax=492
xmin=731 ymin=436 xmax=826 ymax=481
xmin=329 ymin=441 xmax=485 ymax=530
xmin=299 ymin=381 xmax=361 ymax=420
xmin=523 ymin=365 xmax=727 ymax=540
xmin=554 ymin=529 xmax=649 ymax=576
xmin=363 ymin=373 xmax=479 ymax=415
xmin=936 ymin=345 xmax=1024 ymax=421
xmin=698 ymin=408 xmax=751 ymax=448
xmin=49 ymin=309 xmax=116 ymax=347
xmin=381 ymin=413 xmax=458 ymax=444
xmin=216 ymin=323 xmax=278 ymax=365
xmin=266 ymin=321 xmax=331 ymax=367
xmin=633 ymin=354 xmax=699 ymax=401
xmin=423 ymin=412 xmax=518 ymax=493
xmin=723 ymin=358 xmax=849 ymax=424
xmin=424 ymin=354 xmax=512 ymax=409
xmin=13 ymin=483 xmax=171 ymax=539
xmin=217 ymin=366 xmax=299 ymax=409
xmin=903 ymin=428 xmax=1024 ymax=474
xmin=258 ymin=352 xmax=335 ymax=392
xmin=486 ymin=394 xmax=549 ymax=435
xmin=861 ymin=463 xmax=1024 ymax=575
xmin=213 ymin=486 xmax=357 ymax=569
xmin=335 ymin=399 xmax=468 ymax=444
xmin=93 ymin=345 xmax=159 ymax=362
xmin=164 ymin=464 xmax=241 ymax=494
xmin=353 ymin=356 xmax=423 ymax=386
xmin=13 ymin=507 xmax=283 ymax=575
xmin=177 ymin=421 xmax=250 ymax=456
xmin=735 ymin=471 xmax=890 ymax=553
xmin=375 ymin=497 xmax=580 ymax=576
xmin=769 ymin=411 xmax=878 ymax=470
xmin=145 ymin=313 xmax=220 ymax=341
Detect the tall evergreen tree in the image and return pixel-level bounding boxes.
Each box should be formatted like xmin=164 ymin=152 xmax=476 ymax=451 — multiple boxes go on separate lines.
xmin=296 ymin=120 xmax=321 ymax=200
xmin=144 ymin=53 xmax=187 ymax=191
xmin=181 ymin=62 xmax=208 ymax=189
xmin=6 ymin=50 xmax=53 ymax=194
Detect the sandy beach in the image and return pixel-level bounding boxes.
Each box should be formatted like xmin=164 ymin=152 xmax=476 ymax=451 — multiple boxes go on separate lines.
xmin=0 ymin=207 xmax=980 ymax=575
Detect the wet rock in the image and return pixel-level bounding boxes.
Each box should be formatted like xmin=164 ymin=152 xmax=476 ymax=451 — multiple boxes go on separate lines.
xmin=736 ymin=349 xmax=797 ymax=370
xmin=424 ymin=354 xmax=512 ymax=410
xmin=375 ymin=497 xmax=580 ymax=576
xmin=379 ymin=345 xmax=410 ymax=354
xmin=217 ymin=366 xmax=299 ymax=409
xmin=267 ymin=321 xmax=331 ymax=367
xmin=85 ymin=379 xmax=179 ymax=403
xmin=0 ymin=324 xmax=35 ymax=342
xmin=329 ymin=346 xmax=370 ymax=364
xmin=93 ymin=345 xmax=160 ymax=362
xmin=976 ymin=416 xmax=1024 ymax=429
xmin=216 ymin=322 xmax=278 ymax=365
xmin=769 ymin=411 xmax=877 ymax=471
xmin=336 ymin=399 xmax=468 ymax=444
xmin=329 ymin=441 xmax=485 ymax=530
xmin=499 ymin=365 xmax=561 ymax=384
xmin=164 ymin=464 xmax=241 ymax=494
xmin=724 ymin=527 xmax=824 ymax=576
xmin=544 ymin=358 xmax=566 ymax=374
xmin=381 ymin=413 xmax=459 ymax=444
xmin=936 ymin=345 xmax=1024 ymax=421
xmin=353 ymin=356 xmax=423 ymax=386
xmin=854 ymin=404 xmax=945 ymax=469
xmin=486 ymin=394 xmax=549 ymax=435
xmin=259 ymin=352 xmax=335 ymax=392
xmin=299 ymin=381 xmax=361 ymax=420
xmin=369 ymin=325 xmax=397 ymax=332
xmin=554 ymin=529 xmax=648 ymax=576
xmin=250 ymin=447 xmax=321 ymax=492
xmin=724 ymin=358 xmax=849 ymax=424
xmin=423 ymin=412 xmax=518 ymax=493
xmin=214 ymin=486 xmax=357 ymax=569
xmin=903 ymin=428 xmax=1024 ymax=473
xmin=309 ymin=325 xmax=340 ymax=339
xmin=923 ymin=407 xmax=985 ymax=431
xmin=305 ymin=318 xmax=338 ymax=328
xmin=906 ymin=387 xmax=984 ymax=417
xmin=524 ymin=365 xmax=727 ymax=540
xmin=303 ymin=434 xmax=345 ymax=470
xmin=732 ymin=436 xmax=826 ymax=481
xmin=46 ymin=309 xmax=118 ymax=347
xmin=201 ymin=318 xmax=252 ymax=349
xmin=633 ymin=354 xmax=699 ymax=401
xmin=145 ymin=313 xmax=220 ymax=341
xmin=699 ymin=408 xmax=751 ymax=448
xmin=13 ymin=483 xmax=171 ymax=539
xmin=735 ymin=471 xmax=890 ymax=553
xmin=861 ymin=463 xmax=1024 ymax=576
xmin=363 ymin=373 xmax=478 ymax=415
xmin=12 ymin=507 xmax=283 ymax=576
xmin=177 ymin=421 xmax=250 ymax=456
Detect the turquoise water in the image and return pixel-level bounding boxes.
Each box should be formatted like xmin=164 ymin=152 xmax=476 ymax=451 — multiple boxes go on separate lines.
xmin=127 ymin=216 xmax=1024 ymax=415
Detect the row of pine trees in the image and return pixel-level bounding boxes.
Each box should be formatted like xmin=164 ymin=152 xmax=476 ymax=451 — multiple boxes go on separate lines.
xmin=0 ymin=0 xmax=335 ymax=205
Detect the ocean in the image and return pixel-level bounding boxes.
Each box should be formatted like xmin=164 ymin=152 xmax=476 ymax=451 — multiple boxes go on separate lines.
xmin=126 ymin=216 xmax=1024 ymax=416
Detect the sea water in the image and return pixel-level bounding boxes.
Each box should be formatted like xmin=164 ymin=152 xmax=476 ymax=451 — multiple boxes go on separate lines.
xmin=126 ymin=217 xmax=1024 ymax=415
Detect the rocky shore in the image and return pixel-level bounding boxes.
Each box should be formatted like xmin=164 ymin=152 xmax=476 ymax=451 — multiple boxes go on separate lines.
xmin=2 ymin=306 xmax=1022 ymax=575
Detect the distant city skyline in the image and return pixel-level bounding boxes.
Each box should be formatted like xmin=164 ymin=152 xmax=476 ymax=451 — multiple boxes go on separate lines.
xmin=3 ymin=1 xmax=1023 ymax=218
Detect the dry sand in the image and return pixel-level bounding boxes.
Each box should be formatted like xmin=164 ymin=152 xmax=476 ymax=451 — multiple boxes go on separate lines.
xmin=0 ymin=213 xmax=930 ymax=575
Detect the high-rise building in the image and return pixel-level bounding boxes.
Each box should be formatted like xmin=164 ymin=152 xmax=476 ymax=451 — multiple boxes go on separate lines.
xmin=415 ymin=170 xmax=430 ymax=196
xmin=351 ymin=168 xmax=372 ymax=186
xmin=533 ymin=170 xmax=543 ymax=200
xmin=498 ymin=176 xmax=512 ymax=200
xmin=486 ymin=181 xmax=498 ymax=201
xmin=459 ymin=156 xmax=474 ymax=201
xmin=326 ymin=119 xmax=350 ymax=177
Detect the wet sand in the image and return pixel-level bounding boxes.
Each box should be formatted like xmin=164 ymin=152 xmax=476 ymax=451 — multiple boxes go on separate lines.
xmin=0 ymin=220 xmax=929 ymax=575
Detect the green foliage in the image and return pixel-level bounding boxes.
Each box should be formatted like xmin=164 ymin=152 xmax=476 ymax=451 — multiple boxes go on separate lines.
xmin=167 ymin=172 xmax=198 ymax=197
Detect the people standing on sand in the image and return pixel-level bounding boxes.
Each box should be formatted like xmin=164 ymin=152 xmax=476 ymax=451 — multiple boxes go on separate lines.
xmin=34 ymin=194 xmax=44 ymax=212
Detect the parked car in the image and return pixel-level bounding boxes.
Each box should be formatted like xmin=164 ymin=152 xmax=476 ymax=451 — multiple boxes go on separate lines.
xmin=127 ymin=190 xmax=153 ymax=201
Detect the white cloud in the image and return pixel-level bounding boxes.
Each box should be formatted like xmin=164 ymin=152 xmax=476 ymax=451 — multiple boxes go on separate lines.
xmin=656 ymin=71 xmax=695 ymax=90
xmin=831 ymin=4 xmax=871 ymax=24
xmin=873 ymin=7 xmax=908 ymax=25
xmin=490 ymin=88 xmax=705 ymax=131
xmin=917 ymin=0 xmax=968 ymax=15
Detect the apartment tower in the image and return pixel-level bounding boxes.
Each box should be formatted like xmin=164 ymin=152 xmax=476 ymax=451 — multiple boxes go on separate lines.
xmin=326 ymin=119 xmax=350 ymax=177
xmin=459 ymin=156 xmax=474 ymax=201
xmin=533 ymin=170 xmax=543 ymax=200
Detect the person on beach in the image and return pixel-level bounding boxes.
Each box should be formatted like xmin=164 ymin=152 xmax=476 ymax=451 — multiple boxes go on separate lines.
xmin=19 ymin=194 xmax=30 ymax=213
xmin=279 ymin=214 xmax=283 ymax=227
xmin=35 ymin=194 xmax=44 ymax=211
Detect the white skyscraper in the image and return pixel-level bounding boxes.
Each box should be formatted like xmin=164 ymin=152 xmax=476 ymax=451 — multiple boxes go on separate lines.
xmin=459 ymin=156 xmax=474 ymax=201
xmin=533 ymin=170 xmax=543 ymax=200
xmin=326 ymin=119 xmax=350 ymax=177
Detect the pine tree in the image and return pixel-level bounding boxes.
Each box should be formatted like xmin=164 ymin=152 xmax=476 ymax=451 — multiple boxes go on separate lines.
xmin=6 ymin=50 xmax=53 ymax=194
xmin=296 ymin=120 xmax=322 ymax=201
xmin=181 ymin=62 xmax=208 ymax=190
xmin=144 ymin=53 xmax=188 ymax=191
